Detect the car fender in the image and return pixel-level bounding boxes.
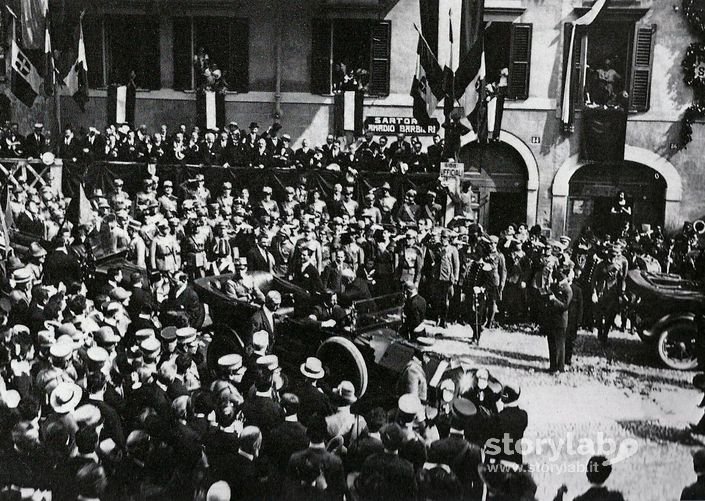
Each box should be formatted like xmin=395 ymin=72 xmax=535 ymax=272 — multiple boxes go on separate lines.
xmin=647 ymin=312 xmax=697 ymax=338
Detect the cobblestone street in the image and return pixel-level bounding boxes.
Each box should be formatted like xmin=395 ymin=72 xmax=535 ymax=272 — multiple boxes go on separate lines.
xmin=425 ymin=323 xmax=702 ymax=501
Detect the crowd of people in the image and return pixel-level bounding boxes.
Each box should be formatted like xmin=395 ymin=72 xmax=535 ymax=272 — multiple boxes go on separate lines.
xmin=0 ymin=120 xmax=446 ymax=173
xmin=0 ymin=117 xmax=704 ymax=499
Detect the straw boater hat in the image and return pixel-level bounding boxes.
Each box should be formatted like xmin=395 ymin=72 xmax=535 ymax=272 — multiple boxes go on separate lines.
xmin=50 ymin=382 xmax=83 ymax=414
xmin=300 ymin=357 xmax=325 ymax=379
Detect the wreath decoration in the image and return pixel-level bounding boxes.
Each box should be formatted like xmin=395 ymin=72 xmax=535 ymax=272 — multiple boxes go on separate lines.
xmin=683 ymin=0 xmax=705 ymax=36
xmin=680 ymin=1 xmax=705 ymax=147
xmin=682 ymin=42 xmax=705 ymax=87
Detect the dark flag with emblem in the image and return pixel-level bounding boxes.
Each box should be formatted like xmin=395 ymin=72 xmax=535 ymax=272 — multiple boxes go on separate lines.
xmin=64 ymin=14 xmax=89 ymax=111
xmin=454 ymin=0 xmax=487 ymax=143
xmin=411 ymin=29 xmax=443 ymax=126
xmin=10 ymin=27 xmax=44 ymax=107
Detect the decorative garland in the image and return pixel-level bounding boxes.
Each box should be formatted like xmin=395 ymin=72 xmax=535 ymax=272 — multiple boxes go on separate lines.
xmin=680 ymin=1 xmax=705 ymax=147
xmin=683 ymin=0 xmax=705 ymax=36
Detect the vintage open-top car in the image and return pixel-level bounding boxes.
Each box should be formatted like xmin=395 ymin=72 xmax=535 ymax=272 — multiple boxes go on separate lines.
xmin=193 ymin=272 xmax=462 ymax=409
xmin=626 ymin=269 xmax=705 ymax=370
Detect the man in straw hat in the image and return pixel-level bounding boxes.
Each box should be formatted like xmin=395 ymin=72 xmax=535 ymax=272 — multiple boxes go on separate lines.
xmin=296 ymin=357 xmax=331 ymax=427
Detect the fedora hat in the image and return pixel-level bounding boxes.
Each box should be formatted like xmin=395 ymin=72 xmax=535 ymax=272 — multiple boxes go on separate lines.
xmin=50 ymin=382 xmax=83 ymax=414
xmin=29 ymin=242 xmax=47 ymax=258
xmin=332 ymin=380 xmax=357 ymax=404
xmin=300 ymin=357 xmax=325 ymax=379
xmin=6 ymin=256 xmax=24 ymax=272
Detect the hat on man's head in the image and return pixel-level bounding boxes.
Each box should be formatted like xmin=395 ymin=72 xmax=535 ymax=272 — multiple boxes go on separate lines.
xmin=379 ymin=423 xmax=404 ymax=451
xmin=74 ymin=404 xmax=103 ymax=428
xmin=135 ymin=329 xmax=155 ymax=342
xmin=11 ymin=268 xmax=32 ymax=285
xmin=218 ymin=354 xmax=243 ymax=370
xmin=249 ymin=122 xmax=259 ymax=130
xmin=86 ymin=346 xmax=109 ymax=365
xmin=7 ymin=256 xmax=24 ymax=272
xmin=3 ymin=390 xmax=21 ymax=409
xmin=29 ymin=242 xmax=47 ymax=258
xmin=49 ymin=341 xmax=73 ymax=360
xmin=50 ymin=382 xmax=83 ymax=414
xmin=251 ymin=330 xmax=269 ymax=350
xmin=300 ymin=357 xmax=324 ymax=379
xmin=94 ymin=326 xmax=119 ymax=346
xmin=381 ymin=182 xmax=391 ymax=191
xmin=114 ymin=178 xmax=124 ymax=187
xmin=501 ymin=384 xmax=521 ymax=404
xmin=256 ymin=354 xmax=279 ymax=371
xmin=332 ymin=380 xmax=357 ymax=404
xmin=176 ymin=327 xmax=197 ymax=345
xmin=398 ymin=393 xmax=422 ymax=416
xmin=282 ymin=134 xmax=291 ymax=141
xmin=140 ymin=337 xmax=161 ymax=356
xmin=160 ymin=326 xmax=178 ymax=342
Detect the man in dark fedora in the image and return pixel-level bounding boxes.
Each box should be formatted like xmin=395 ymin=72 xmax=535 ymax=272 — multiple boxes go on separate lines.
xmin=325 ymin=381 xmax=367 ymax=447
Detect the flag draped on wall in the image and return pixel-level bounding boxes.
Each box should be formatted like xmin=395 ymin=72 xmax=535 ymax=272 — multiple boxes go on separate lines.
xmin=107 ymin=84 xmax=136 ymax=126
xmin=20 ymin=0 xmax=48 ymax=50
xmin=560 ymin=0 xmax=611 ymax=132
xmin=454 ymin=0 xmax=486 ymax=141
xmin=64 ymin=15 xmax=89 ymax=111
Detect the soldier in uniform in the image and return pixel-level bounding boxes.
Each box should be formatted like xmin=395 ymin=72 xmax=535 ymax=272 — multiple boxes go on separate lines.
xmin=461 ymin=243 xmax=490 ymax=343
xmin=376 ymin=182 xmax=397 ymax=225
xmin=182 ymin=220 xmax=209 ymax=279
xmin=135 ymin=178 xmax=158 ymax=218
xmin=150 ymin=219 xmax=180 ymax=277
xmin=395 ymin=189 xmax=419 ymax=228
xmin=433 ymin=229 xmax=460 ymax=328
xmin=258 ymin=186 xmax=281 ymax=221
xmin=528 ymin=242 xmax=558 ymax=324
xmin=158 ymin=180 xmax=178 ymax=215
xmin=224 ymin=258 xmax=266 ymax=304
xmin=127 ymin=220 xmax=147 ymax=269
xmin=482 ymin=236 xmax=507 ymax=329
xmin=396 ymin=229 xmax=424 ymax=289
xmin=416 ymin=191 xmax=442 ymax=224
xmin=591 ymin=243 xmax=627 ymax=345
xmin=109 ymin=178 xmax=131 ymax=210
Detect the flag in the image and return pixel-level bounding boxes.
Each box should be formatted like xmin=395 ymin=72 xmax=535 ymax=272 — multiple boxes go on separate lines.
xmin=107 ymin=84 xmax=136 ymax=126
xmin=44 ymin=12 xmax=57 ymax=96
xmin=454 ymin=0 xmax=487 ymax=142
xmin=64 ymin=15 xmax=89 ymax=111
xmin=410 ymin=31 xmax=443 ymax=126
xmin=442 ymin=8 xmax=456 ymax=118
xmin=196 ymin=90 xmax=226 ymax=131
xmin=20 ymin=0 xmax=48 ymax=50
xmin=10 ymin=35 xmax=44 ymax=108
xmin=561 ymin=0 xmax=611 ymax=131
xmin=66 ymin=183 xmax=93 ymax=227
xmin=0 ymin=185 xmax=13 ymax=252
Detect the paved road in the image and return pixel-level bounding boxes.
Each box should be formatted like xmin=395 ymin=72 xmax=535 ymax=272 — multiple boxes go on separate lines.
xmin=423 ymin=323 xmax=702 ymax=501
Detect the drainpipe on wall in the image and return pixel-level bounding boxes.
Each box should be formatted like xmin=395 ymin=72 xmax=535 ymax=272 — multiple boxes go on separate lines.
xmin=274 ymin=2 xmax=283 ymax=121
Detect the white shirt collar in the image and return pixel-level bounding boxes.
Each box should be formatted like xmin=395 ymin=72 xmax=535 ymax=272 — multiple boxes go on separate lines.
xmin=237 ymin=449 xmax=254 ymax=461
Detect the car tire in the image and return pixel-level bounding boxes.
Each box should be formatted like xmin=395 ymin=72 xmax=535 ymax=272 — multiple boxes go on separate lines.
xmin=656 ymin=318 xmax=699 ymax=370
xmin=317 ymin=336 xmax=369 ymax=397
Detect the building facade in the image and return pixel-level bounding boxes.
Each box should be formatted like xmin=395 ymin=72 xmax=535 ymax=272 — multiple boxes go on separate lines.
xmin=4 ymin=0 xmax=703 ymax=236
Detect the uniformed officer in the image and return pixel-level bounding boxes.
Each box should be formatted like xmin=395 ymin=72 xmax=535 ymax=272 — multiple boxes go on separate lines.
xmin=591 ymin=243 xmax=626 ymax=345
xmin=150 ymin=219 xmax=180 ymax=276
xmin=396 ymin=229 xmax=424 ymax=288
xmin=395 ymin=189 xmax=419 ymax=228
xmin=158 ymin=180 xmax=178 ymax=214
xmin=376 ymin=182 xmax=397 ymax=225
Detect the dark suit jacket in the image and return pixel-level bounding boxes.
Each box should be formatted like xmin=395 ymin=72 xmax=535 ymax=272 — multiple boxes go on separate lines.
xmin=568 ymin=282 xmax=584 ymax=335
xmin=266 ymin=420 xmax=308 ymax=481
xmin=247 ymin=245 xmax=275 ymax=272
xmin=242 ymin=395 xmax=285 ymax=436
xmin=167 ymin=285 xmax=205 ymax=329
xmin=357 ymin=451 xmax=417 ymax=501
xmin=287 ymin=447 xmax=346 ymax=501
xmin=16 ymin=212 xmax=45 ymax=237
xmin=401 ymin=294 xmax=426 ymax=337
xmin=574 ymin=486 xmax=625 ymax=501
xmin=57 ymin=138 xmax=80 ymax=159
xmin=339 ymin=277 xmax=372 ymax=307
xmin=127 ymin=286 xmax=156 ymax=320
xmin=23 ymin=133 xmax=45 ymax=158
xmin=88 ymin=397 xmax=126 ymax=447
xmin=44 ymin=249 xmax=82 ymax=287
xmin=292 ymin=264 xmax=324 ymax=294
xmin=295 ymin=382 xmax=332 ymax=427
xmin=431 ymin=434 xmax=482 ymax=499
xmin=493 ymin=406 xmax=528 ymax=464
xmin=543 ymin=280 xmax=573 ymax=331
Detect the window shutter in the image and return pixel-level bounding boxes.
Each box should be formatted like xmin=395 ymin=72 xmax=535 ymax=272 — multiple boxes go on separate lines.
xmin=229 ymin=19 xmax=249 ymax=93
xmin=508 ymin=23 xmax=531 ymax=100
xmin=173 ymin=17 xmax=192 ymax=91
xmin=369 ymin=21 xmax=391 ymax=97
xmin=629 ymin=24 xmax=655 ymax=112
xmin=311 ymin=19 xmax=331 ymax=94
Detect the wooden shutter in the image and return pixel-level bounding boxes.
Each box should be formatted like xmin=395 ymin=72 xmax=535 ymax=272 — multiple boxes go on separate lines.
xmin=229 ymin=19 xmax=249 ymax=93
xmin=311 ymin=19 xmax=331 ymax=94
xmin=369 ymin=21 xmax=391 ymax=97
xmin=508 ymin=23 xmax=532 ymax=100
xmin=629 ymin=24 xmax=656 ymax=112
xmin=173 ymin=17 xmax=192 ymax=90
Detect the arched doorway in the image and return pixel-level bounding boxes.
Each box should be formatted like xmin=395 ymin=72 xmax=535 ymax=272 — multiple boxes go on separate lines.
xmin=458 ymin=134 xmax=536 ymax=234
xmin=566 ymin=162 xmax=666 ymax=239
xmin=552 ymin=146 xmax=683 ymax=237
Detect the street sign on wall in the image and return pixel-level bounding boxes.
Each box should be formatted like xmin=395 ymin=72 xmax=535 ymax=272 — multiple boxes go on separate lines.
xmin=364 ymin=116 xmax=440 ymax=135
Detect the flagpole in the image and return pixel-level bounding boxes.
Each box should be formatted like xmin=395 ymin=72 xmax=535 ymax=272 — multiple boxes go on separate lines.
xmin=412 ymin=24 xmax=441 ymax=66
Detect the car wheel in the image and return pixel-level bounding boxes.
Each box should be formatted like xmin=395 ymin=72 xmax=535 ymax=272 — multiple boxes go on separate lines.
xmin=656 ymin=319 xmax=699 ymax=370
xmin=317 ymin=336 xmax=369 ymax=397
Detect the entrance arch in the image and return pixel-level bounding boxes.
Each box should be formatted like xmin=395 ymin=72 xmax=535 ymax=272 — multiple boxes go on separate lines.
xmin=551 ymin=145 xmax=683 ymax=236
xmin=458 ymin=131 xmax=539 ymax=232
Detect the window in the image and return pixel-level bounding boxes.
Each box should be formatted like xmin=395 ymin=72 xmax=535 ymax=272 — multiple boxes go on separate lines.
xmin=311 ymin=19 xmax=391 ymax=96
xmin=563 ymin=19 xmax=655 ymax=112
xmin=484 ymin=22 xmax=532 ymax=100
xmin=83 ymin=15 xmax=160 ymax=90
xmin=173 ymin=17 xmax=249 ymax=93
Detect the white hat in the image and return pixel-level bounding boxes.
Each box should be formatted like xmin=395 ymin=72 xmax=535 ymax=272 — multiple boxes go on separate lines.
xmin=140 ymin=337 xmax=161 ymax=355
xmin=50 ymin=382 xmax=83 ymax=413
xmin=218 ymin=354 xmax=243 ymax=370
xmin=251 ymin=330 xmax=269 ymax=350
xmin=3 ymin=390 xmax=21 ymax=409
xmin=176 ymin=327 xmax=198 ymax=345
xmin=50 ymin=341 xmax=73 ymax=359
xmin=300 ymin=357 xmax=324 ymax=379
